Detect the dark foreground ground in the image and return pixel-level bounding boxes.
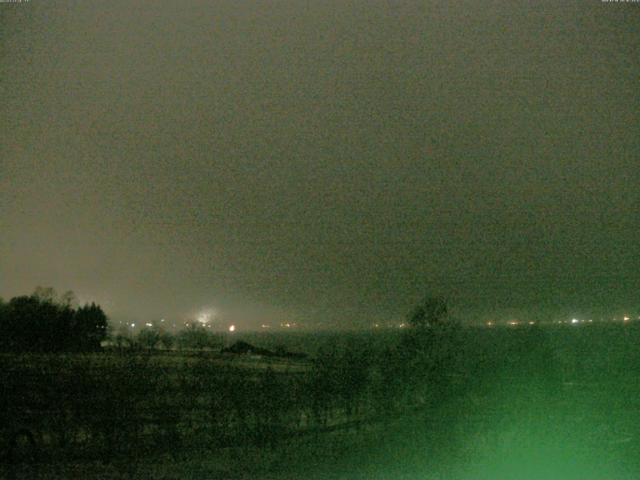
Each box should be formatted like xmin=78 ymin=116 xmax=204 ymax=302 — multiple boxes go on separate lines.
xmin=4 ymin=323 xmax=640 ymax=479
xmin=7 ymin=383 xmax=640 ymax=480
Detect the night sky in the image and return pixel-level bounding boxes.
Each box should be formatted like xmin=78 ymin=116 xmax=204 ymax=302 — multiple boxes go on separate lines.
xmin=1 ymin=1 xmax=638 ymax=328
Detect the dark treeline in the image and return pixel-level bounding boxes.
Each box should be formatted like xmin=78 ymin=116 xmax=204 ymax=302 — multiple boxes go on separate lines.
xmin=0 ymin=287 xmax=107 ymax=352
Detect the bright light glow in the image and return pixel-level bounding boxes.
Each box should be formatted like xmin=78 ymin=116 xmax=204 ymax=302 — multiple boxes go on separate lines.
xmin=145 ymin=322 xmax=153 ymax=327
xmin=197 ymin=308 xmax=217 ymax=325
xmin=508 ymin=321 xmax=519 ymax=326
xmin=623 ymin=316 xmax=630 ymax=322
xmin=571 ymin=318 xmax=579 ymax=324
xmin=228 ymin=325 xmax=236 ymax=332
xmin=130 ymin=323 xmax=135 ymax=328
xmin=529 ymin=321 xmax=535 ymax=325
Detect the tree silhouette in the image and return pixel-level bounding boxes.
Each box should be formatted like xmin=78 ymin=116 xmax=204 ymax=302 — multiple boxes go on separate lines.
xmin=407 ymin=295 xmax=449 ymax=328
xmin=176 ymin=324 xmax=221 ymax=350
xmin=59 ymin=290 xmax=78 ymax=308
xmin=0 ymin=295 xmax=70 ymax=351
xmin=137 ymin=326 xmax=161 ymax=350
xmin=0 ymin=289 xmax=108 ymax=352
xmin=73 ymin=303 xmax=108 ymax=351
xmin=32 ymin=286 xmax=57 ymax=303
xmin=400 ymin=295 xmax=460 ymax=406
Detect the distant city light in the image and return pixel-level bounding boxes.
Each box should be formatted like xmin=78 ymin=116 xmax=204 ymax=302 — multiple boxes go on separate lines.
xmin=197 ymin=308 xmax=217 ymax=325
xmin=228 ymin=325 xmax=236 ymax=332
xmin=145 ymin=322 xmax=153 ymax=327
xmin=623 ymin=316 xmax=630 ymax=322
xmin=130 ymin=323 xmax=135 ymax=328
xmin=571 ymin=318 xmax=579 ymax=325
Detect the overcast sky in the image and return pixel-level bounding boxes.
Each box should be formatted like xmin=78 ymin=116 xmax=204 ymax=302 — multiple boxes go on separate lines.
xmin=1 ymin=1 xmax=638 ymax=327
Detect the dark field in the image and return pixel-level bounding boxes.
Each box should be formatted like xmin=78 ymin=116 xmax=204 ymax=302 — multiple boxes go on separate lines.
xmin=3 ymin=323 xmax=640 ymax=479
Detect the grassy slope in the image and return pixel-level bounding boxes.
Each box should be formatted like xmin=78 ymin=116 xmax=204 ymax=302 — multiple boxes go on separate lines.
xmin=6 ymin=324 xmax=640 ymax=479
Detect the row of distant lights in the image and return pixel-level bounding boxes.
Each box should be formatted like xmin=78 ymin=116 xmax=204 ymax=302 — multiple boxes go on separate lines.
xmin=564 ymin=316 xmax=635 ymax=325
xmin=564 ymin=315 xmax=635 ymax=325
xmin=126 ymin=318 xmax=168 ymax=329
xmin=261 ymin=322 xmax=297 ymax=329
xmin=127 ymin=319 xmax=237 ymax=332
xmin=489 ymin=321 xmax=537 ymax=326
xmin=484 ymin=315 xmax=637 ymax=327
xmin=370 ymin=323 xmax=406 ymax=329
xmin=128 ymin=321 xmax=303 ymax=332
xmin=182 ymin=322 xmax=237 ymax=332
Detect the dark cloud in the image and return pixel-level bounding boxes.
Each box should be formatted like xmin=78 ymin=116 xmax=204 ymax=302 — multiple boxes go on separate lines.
xmin=1 ymin=1 xmax=638 ymax=326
